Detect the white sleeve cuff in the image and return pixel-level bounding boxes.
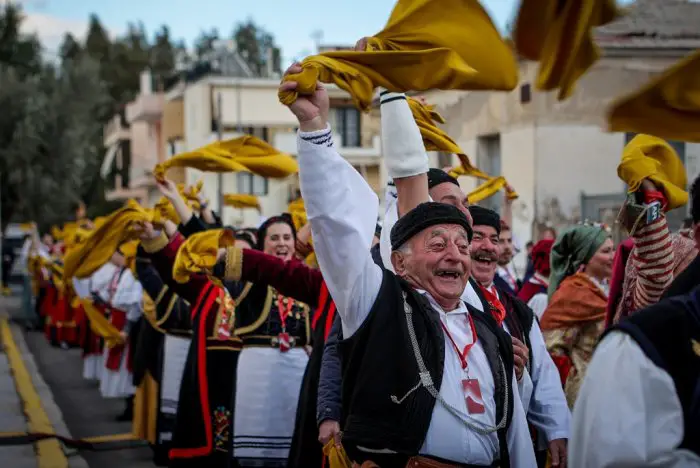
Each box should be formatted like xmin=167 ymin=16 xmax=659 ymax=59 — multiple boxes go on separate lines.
xmin=298 ymin=124 xmax=333 ymax=147
xmin=379 ymin=90 xmax=429 ymax=180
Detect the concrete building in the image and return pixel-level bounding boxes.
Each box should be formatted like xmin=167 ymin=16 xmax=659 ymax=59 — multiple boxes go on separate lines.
xmin=160 ymin=46 xmax=382 ymax=228
xmin=420 ymin=0 xmax=700 ymax=267
xmin=102 ymin=71 xmax=165 ymax=207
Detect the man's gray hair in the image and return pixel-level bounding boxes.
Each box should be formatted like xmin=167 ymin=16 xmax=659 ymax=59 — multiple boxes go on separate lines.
xmin=394 ymin=243 xmax=412 ymax=254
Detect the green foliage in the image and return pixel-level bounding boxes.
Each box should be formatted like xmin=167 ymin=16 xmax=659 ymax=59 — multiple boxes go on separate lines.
xmin=232 ymin=19 xmax=282 ymax=75
xmin=0 ymin=4 xmax=285 ymax=232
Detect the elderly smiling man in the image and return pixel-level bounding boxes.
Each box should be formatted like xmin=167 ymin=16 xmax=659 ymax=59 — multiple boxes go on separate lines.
xmin=279 ymin=64 xmax=536 ymax=468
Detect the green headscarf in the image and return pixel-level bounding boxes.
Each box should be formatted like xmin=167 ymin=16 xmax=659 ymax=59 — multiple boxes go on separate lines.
xmin=548 ymin=225 xmax=609 ymax=299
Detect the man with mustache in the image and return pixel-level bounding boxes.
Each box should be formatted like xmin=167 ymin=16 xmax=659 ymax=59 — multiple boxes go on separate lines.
xmin=465 ymin=206 xmax=570 ymax=468
xmin=372 ymin=84 xmax=570 ymax=463
xmin=280 ymin=64 xmax=536 ymax=466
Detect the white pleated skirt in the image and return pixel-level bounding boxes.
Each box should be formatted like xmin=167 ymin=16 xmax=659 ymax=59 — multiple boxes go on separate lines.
xmin=82 ymin=354 xmax=104 ymax=381
xmin=232 ymin=346 xmax=308 ymax=464
xmin=99 ymin=346 xmax=135 ymax=398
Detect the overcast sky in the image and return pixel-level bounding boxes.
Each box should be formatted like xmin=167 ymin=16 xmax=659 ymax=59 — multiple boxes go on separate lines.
xmin=9 ymin=0 xmax=523 ymax=64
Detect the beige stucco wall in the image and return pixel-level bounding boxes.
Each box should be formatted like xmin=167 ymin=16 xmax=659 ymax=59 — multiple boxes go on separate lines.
xmin=421 ymin=54 xmax=695 ymax=248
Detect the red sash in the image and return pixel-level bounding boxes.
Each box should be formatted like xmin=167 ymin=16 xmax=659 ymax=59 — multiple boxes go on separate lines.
xmin=104 ymin=307 xmax=131 ymax=372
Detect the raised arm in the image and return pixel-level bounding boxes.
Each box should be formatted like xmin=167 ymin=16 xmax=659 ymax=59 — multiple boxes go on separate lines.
xmin=280 ymin=66 xmax=381 ymax=338
xmin=134 ymin=247 xmax=166 ymax=300
xmin=377 ymin=90 xmax=430 ymax=270
xmin=215 ymin=246 xmax=324 ymax=306
xmin=140 ymin=228 xmax=210 ymax=306
xmin=379 ymin=90 xmax=429 ymax=216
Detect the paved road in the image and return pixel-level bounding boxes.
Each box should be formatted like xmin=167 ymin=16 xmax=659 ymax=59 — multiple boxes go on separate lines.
xmin=0 ymin=349 xmax=37 ymax=468
xmin=2 ymin=290 xmax=155 ymax=468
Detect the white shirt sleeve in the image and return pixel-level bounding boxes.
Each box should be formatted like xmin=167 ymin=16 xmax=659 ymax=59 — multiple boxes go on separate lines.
xmin=379 ymin=193 xmax=398 ymax=272
xmin=507 ymin=372 xmax=539 ymax=467
xmin=527 ymin=321 xmax=571 ymax=442
xmin=570 ymin=331 xmax=700 ymax=467
xmin=298 ymin=126 xmax=382 ymax=339
xmin=71 ymin=277 xmax=90 ymax=299
xmin=527 ymin=293 xmax=548 ymax=320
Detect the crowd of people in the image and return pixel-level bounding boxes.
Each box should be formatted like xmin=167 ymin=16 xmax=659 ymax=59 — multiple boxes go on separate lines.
xmin=9 ymin=0 xmax=700 ymax=466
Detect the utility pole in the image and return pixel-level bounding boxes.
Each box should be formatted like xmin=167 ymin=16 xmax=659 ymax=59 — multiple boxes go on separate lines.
xmin=311 ymin=30 xmax=324 ymax=53
xmin=217 ymin=92 xmax=223 ymax=214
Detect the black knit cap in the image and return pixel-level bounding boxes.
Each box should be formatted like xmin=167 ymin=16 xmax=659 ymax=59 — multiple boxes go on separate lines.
xmin=469 ymin=205 xmax=501 ymax=234
xmin=390 ymin=202 xmax=472 ymax=250
xmin=427 ymin=168 xmax=460 ymax=190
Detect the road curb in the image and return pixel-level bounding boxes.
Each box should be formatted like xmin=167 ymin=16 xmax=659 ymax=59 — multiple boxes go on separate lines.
xmin=1 ymin=318 xmax=89 ymax=468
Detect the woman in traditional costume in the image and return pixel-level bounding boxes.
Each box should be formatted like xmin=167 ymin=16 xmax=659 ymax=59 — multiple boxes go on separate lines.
xmin=139 ymin=219 xmax=241 ymax=468
xmin=131 ymin=246 xmax=193 ymax=465
xmin=155 ymin=178 xmax=314 ymax=467
xmin=93 ymin=248 xmax=143 ymax=419
xmin=210 ymin=237 xmax=336 ymax=468
xmin=540 ymin=225 xmax=613 ymax=407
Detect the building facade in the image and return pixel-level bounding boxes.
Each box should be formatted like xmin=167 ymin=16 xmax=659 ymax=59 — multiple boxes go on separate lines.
xmin=420 ymin=0 xmax=700 ymax=265
xmin=102 ymin=71 xmax=165 ymax=207
xmin=162 ymin=73 xmax=382 ymax=228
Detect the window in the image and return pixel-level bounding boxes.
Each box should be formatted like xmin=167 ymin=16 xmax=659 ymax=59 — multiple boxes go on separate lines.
xmin=243 ymin=126 xmax=270 ymax=142
xmin=476 ymin=134 xmax=502 ymax=212
xmin=520 ymin=84 xmax=531 ymax=104
xmin=237 ymin=173 xmax=269 ymax=196
xmin=329 ymin=107 xmax=361 ymax=147
xmin=437 ymin=152 xmax=452 ymax=170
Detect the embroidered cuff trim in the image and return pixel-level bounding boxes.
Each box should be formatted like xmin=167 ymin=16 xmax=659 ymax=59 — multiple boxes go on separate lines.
xmin=224 ymin=246 xmax=243 ymax=282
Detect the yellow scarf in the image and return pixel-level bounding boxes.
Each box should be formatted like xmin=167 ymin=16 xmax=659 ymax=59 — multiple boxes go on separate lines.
xmin=153 ymin=136 xmax=298 ymax=181
xmin=63 ymin=200 xmax=152 ymax=279
xmin=608 ymin=49 xmax=700 ymax=143
xmin=514 ymin=0 xmax=619 ymax=100
xmin=172 ymin=229 xmax=235 ymax=284
xmin=618 ymin=134 xmax=688 ymax=210
xmin=447 ymin=164 xmax=519 ymax=203
xmin=279 ymin=0 xmax=517 ymax=111
xmin=223 ymin=194 xmax=261 ymax=211
xmin=79 ymin=297 xmax=125 ymax=348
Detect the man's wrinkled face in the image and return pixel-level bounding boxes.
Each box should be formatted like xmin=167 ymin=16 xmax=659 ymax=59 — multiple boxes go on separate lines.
xmin=429 ymin=182 xmax=473 ymax=227
xmin=470 ymin=225 xmax=499 ymax=286
xmin=391 ymin=224 xmax=471 ymax=306
xmin=498 ymin=229 xmax=513 ymax=266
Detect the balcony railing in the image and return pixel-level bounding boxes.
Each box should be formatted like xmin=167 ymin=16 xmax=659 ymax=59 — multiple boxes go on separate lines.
xmin=103 ymin=114 xmax=130 ymax=147
xmin=126 ymin=94 xmax=164 ymax=123
xmin=273 ymin=132 xmax=381 ymax=165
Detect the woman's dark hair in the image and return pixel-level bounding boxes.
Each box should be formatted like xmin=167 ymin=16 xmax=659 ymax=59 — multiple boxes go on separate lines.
xmin=235 ymin=231 xmax=256 ymax=250
xmin=256 ymin=214 xmax=297 ymax=251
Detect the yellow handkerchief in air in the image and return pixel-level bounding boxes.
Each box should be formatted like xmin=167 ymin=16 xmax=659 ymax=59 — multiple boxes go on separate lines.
xmin=618 ymin=134 xmax=688 ymax=210
xmin=223 ymin=194 xmax=261 ymax=211
xmin=279 ymin=0 xmax=518 ymax=111
xmin=407 ymin=97 xmax=478 ymax=174
xmin=608 ymin=49 xmax=700 ymax=143
xmin=63 ymin=200 xmax=152 ymax=279
xmin=153 ymin=136 xmax=298 ymax=181
xmin=514 ymin=0 xmax=620 ymax=100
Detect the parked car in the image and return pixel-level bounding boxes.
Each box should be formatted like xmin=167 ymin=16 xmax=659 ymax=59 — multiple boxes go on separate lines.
xmin=2 ymin=224 xmax=30 ymax=285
